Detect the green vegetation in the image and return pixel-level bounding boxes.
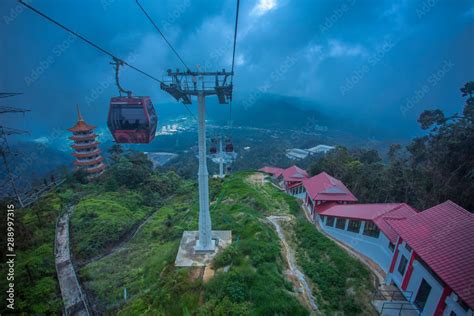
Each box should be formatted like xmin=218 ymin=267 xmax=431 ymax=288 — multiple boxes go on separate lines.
xmin=71 ymin=192 xmax=152 ymax=260
xmin=80 ymin=173 xmax=308 ymax=315
xmin=1 ymin=150 xmax=377 ymax=315
xmin=293 ymin=220 xmax=375 ymax=314
xmin=0 ymin=193 xmax=64 ymax=314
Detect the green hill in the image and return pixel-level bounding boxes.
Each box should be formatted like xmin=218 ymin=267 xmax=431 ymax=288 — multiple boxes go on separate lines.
xmin=0 ymin=153 xmax=376 ymax=315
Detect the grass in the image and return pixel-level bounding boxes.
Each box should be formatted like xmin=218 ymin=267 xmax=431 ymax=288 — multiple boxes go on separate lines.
xmin=70 ymin=191 xmax=153 ymax=261
xmin=281 ymin=193 xmax=377 ymax=315
xmin=1 ymin=166 xmax=377 ymax=315
xmin=0 ymin=193 xmax=64 ymax=314
xmin=79 ymin=173 xmax=308 ymax=315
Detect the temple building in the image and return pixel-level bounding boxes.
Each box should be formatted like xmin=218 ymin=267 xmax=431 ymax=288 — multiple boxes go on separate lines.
xmin=68 ymin=105 xmax=106 ymax=178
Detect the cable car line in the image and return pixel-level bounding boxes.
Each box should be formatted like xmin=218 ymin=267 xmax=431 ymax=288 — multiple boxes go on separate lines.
xmin=135 ymin=0 xmax=190 ymax=72
xmin=134 ymin=0 xmax=197 ymax=120
xmin=228 ymin=0 xmax=240 ymax=134
xmin=231 ymin=0 xmax=240 ymax=82
xmin=18 ymin=0 xmax=164 ymax=85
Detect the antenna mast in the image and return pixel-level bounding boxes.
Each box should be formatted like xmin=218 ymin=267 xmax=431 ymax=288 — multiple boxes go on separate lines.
xmin=0 ymin=94 xmax=30 ymax=207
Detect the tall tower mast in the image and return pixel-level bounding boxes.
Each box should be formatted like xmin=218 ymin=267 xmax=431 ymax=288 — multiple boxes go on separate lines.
xmin=0 ymin=93 xmax=30 ymax=207
xmin=161 ymin=69 xmax=232 ymax=253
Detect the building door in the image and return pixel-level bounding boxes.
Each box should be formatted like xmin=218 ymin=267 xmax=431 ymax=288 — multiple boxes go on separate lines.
xmin=414 ymin=279 xmax=432 ymax=312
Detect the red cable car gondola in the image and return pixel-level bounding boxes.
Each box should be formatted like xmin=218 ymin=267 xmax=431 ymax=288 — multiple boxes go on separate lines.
xmin=107 ymin=58 xmax=158 ymax=144
xmin=225 ymin=139 xmax=234 ymax=153
xmin=210 ymin=138 xmax=217 ymax=154
xmin=107 ymin=96 xmax=157 ymax=144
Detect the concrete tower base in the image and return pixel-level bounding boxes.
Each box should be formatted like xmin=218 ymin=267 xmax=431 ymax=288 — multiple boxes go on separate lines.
xmin=175 ymin=230 xmax=232 ymax=267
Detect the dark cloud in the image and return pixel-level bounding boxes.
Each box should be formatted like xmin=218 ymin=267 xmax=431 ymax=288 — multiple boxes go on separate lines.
xmin=0 ymin=0 xmax=473 ymax=138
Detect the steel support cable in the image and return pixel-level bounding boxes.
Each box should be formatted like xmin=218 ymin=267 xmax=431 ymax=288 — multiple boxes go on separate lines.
xmin=18 ymin=0 xmax=164 ymax=84
xmin=228 ymin=0 xmax=240 ymax=131
xmin=135 ymin=0 xmax=190 ymax=72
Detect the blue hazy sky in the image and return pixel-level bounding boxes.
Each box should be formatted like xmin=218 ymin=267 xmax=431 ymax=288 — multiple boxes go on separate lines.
xmin=0 ymin=0 xmax=473 ymax=139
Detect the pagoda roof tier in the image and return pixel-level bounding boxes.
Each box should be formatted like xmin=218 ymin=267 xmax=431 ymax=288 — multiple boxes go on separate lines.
xmin=72 ymin=149 xmax=101 ymax=158
xmin=71 ymin=141 xmax=100 ymax=150
xmin=69 ymin=133 xmax=97 ymax=141
xmin=67 ymin=105 xmax=96 ymax=132
xmin=85 ymin=163 xmax=106 ymax=174
xmin=74 ymin=156 xmax=104 ymax=166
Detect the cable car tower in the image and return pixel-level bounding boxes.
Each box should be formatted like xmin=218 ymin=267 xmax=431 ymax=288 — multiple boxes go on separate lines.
xmin=162 ymin=69 xmax=232 ymax=253
xmin=0 ymin=93 xmax=30 ymax=207
xmin=209 ymin=135 xmax=237 ymax=178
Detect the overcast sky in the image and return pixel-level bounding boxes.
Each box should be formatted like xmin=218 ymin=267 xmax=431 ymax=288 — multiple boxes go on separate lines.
xmin=0 ymin=0 xmax=473 ymax=138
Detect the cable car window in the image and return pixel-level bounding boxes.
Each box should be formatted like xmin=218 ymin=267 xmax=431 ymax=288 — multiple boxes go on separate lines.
xmin=116 ymin=104 xmax=147 ymax=129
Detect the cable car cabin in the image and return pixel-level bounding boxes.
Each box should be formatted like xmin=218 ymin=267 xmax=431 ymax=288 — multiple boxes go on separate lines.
xmin=225 ymin=141 xmax=234 ymax=153
xmin=107 ymin=96 xmax=157 ymax=144
xmin=210 ymin=138 xmax=218 ymax=154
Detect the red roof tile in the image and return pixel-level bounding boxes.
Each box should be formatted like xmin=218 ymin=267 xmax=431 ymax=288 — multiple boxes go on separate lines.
xmin=259 ymin=166 xmax=284 ymax=177
xmin=280 ymin=165 xmax=308 ymax=182
xmin=303 ymin=172 xmax=358 ymax=202
xmin=319 ymin=203 xmax=417 ymax=243
xmin=387 ymin=201 xmax=474 ymax=309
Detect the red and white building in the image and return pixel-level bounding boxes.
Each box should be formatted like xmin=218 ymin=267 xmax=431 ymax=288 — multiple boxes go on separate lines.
xmin=303 ymin=171 xmax=358 ymax=218
xmin=259 ymin=166 xmax=284 ymax=179
xmin=260 ymin=164 xmax=474 ymax=315
xmin=68 ymin=106 xmax=106 ymax=178
xmin=386 ymin=201 xmax=474 ymax=315
xmin=318 ymin=202 xmax=418 ymax=273
xmin=260 ymin=165 xmax=308 ymax=197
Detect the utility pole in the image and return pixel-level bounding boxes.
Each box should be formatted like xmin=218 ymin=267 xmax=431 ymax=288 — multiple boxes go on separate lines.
xmin=0 ymin=98 xmax=30 ymax=207
xmin=161 ymin=68 xmax=232 ymax=252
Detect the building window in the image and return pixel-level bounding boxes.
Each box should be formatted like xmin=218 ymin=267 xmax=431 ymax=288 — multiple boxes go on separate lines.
xmin=320 ymin=215 xmax=326 ymax=223
xmin=450 ymin=312 xmax=457 ymax=316
xmin=335 ymin=218 xmax=346 ymax=230
xmin=388 ymin=242 xmax=395 ymax=252
xmin=363 ymin=221 xmax=380 ymax=238
xmin=347 ymin=220 xmax=361 ymax=233
xmin=405 ymin=242 xmax=412 ymax=252
xmin=326 ymin=216 xmax=335 ymax=227
xmin=398 ymin=255 xmax=408 ymax=275
xmin=414 ymin=279 xmax=432 ymax=312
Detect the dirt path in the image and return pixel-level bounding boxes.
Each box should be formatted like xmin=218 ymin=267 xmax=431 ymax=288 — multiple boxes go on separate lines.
xmin=247 ymin=172 xmax=266 ymax=186
xmin=267 ymin=215 xmax=320 ymax=314
xmin=55 ymin=207 xmax=90 ymax=316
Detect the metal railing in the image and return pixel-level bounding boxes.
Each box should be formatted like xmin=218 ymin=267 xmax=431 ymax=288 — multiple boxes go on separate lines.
xmin=380 ymin=301 xmax=419 ymax=315
xmin=373 ymin=289 xmax=414 ymax=302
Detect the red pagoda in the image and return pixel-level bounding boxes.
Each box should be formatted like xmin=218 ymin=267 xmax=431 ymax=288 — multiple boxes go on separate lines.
xmin=68 ymin=105 xmax=106 ymax=177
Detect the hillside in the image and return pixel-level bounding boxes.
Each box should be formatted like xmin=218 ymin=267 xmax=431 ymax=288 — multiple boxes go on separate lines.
xmin=0 ymin=153 xmax=376 ymax=315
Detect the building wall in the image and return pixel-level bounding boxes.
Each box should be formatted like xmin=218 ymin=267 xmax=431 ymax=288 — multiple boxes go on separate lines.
xmin=388 ymin=241 xmax=448 ymax=316
xmin=317 ymin=214 xmax=394 ymax=272
xmin=288 ymin=184 xmax=306 ymax=199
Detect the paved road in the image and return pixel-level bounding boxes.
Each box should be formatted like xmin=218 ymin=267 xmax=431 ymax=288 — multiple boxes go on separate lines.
xmin=55 ymin=207 xmax=90 ymax=316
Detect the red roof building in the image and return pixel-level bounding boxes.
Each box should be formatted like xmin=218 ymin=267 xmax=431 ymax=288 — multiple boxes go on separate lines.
xmin=386 ymin=201 xmax=474 ymax=314
xmin=319 ymin=203 xmax=417 ymax=243
xmin=303 ymin=172 xmax=358 ymax=203
xmin=259 ymin=166 xmax=284 ymax=178
xmin=303 ymin=172 xmax=358 ymax=220
xmin=68 ymin=105 xmax=106 ymax=178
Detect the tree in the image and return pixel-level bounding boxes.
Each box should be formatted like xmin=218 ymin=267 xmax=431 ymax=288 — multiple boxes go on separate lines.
xmin=108 ymin=143 xmax=124 ymax=163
